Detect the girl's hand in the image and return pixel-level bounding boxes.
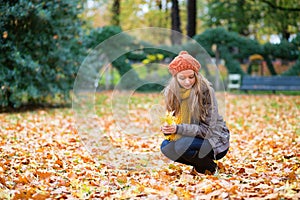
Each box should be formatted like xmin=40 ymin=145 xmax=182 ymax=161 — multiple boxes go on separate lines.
xmin=161 ymin=124 xmax=177 ymax=135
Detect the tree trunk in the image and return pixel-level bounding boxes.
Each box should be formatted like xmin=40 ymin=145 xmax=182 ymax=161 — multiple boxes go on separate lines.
xmin=282 ymin=27 xmax=290 ymax=41
xmin=111 ymin=0 xmax=120 ymax=26
xmin=187 ymin=0 xmax=196 ymax=38
xmin=171 ymin=0 xmax=182 ymax=45
xmin=264 ymin=56 xmax=277 ymax=75
xmin=156 ymin=0 xmax=162 ymax=10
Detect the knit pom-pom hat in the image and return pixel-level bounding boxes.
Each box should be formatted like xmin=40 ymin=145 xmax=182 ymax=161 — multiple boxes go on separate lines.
xmin=168 ymin=51 xmax=201 ymax=76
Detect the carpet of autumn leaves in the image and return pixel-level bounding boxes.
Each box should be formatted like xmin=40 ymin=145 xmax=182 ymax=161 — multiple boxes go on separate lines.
xmin=0 ymin=92 xmax=299 ymax=199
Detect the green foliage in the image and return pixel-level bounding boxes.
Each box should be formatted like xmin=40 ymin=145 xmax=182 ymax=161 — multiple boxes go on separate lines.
xmin=282 ymin=58 xmax=300 ymax=76
xmin=126 ymin=52 xmax=147 ymax=62
xmin=262 ymin=0 xmax=300 ymax=40
xmin=81 ymin=26 xmax=170 ymax=92
xmin=193 ymin=28 xmax=299 ymax=76
xmin=203 ymin=0 xmax=260 ymax=35
xmin=204 ymin=0 xmax=300 ymax=41
xmin=84 ymin=26 xmax=122 ymax=49
xmin=117 ymin=0 xmax=168 ymax=30
xmin=0 ymin=0 xmax=86 ymax=108
xmin=112 ymin=55 xmax=135 ymax=77
xmin=194 ymin=28 xmax=247 ymax=74
xmin=263 ymin=40 xmax=299 ymax=60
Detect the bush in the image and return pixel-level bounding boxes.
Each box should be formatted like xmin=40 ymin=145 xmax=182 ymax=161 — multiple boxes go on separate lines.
xmin=0 ymin=0 xmax=86 ymax=108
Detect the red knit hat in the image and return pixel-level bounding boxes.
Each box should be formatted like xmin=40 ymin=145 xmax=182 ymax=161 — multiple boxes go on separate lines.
xmin=168 ymin=51 xmax=201 ymax=76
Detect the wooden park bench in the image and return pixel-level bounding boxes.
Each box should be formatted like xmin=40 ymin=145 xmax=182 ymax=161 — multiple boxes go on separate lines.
xmin=240 ymin=76 xmax=300 ymax=93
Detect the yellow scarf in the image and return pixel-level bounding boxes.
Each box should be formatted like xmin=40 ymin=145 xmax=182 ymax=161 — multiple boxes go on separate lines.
xmin=165 ymin=88 xmax=191 ymax=141
xmin=179 ymin=88 xmax=191 ymax=124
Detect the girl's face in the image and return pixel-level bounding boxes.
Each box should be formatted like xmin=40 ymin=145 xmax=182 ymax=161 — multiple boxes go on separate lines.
xmin=176 ymin=70 xmax=196 ymax=89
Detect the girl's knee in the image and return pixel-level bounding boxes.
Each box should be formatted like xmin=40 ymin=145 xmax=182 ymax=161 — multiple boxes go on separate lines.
xmin=160 ymin=140 xmax=171 ymax=155
xmin=174 ymin=137 xmax=193 ymax=155
xmin=174 ymin=141 xmax=189 ymax=155
xmin=161 ymin=140 xmax=170 ymax=148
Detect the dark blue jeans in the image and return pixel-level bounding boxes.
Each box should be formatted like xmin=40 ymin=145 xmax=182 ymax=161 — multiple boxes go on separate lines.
xmin=161 ymin=136 xmax=228 ymax=172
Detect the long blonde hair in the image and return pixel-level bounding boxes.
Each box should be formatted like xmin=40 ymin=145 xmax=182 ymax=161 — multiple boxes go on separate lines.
xmin=163 ymin=73 xmax=212 ymax=122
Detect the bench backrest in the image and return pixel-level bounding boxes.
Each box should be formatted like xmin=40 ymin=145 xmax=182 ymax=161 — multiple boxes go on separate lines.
xmin=240 ymin=76 xmax=300 ymax=91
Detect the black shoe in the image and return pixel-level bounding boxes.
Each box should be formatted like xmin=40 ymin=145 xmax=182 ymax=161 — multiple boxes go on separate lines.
xmin=205 ymin=159 xmax=217 ymax=174
xmin=191 ymin=167 xmax=204 ymax=176
xmin=192 ymin=159 xmax=217 ymax=175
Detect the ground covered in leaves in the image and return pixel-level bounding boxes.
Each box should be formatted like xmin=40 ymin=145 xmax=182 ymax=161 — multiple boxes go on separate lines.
xmin=0 ymin=92 xmax=299 ymax=199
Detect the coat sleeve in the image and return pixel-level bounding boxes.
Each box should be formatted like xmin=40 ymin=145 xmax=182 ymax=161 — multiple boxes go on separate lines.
xmin=176 ymin=87 xmax=219 ymax=139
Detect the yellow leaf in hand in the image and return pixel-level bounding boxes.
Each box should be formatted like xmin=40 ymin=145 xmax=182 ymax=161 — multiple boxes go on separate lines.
xmin=160 ymin=111 xmax=177 ymax=125
xmin=160 ymin=111 xmax=181 ymax=141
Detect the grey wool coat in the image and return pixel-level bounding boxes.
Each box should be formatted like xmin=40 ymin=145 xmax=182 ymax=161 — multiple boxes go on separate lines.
xmin=176 ymin=85 xmax=230 ymax=158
